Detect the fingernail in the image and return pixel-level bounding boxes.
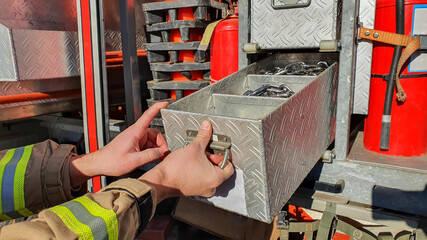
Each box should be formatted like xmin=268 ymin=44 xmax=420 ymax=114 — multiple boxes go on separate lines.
xmin=201 ymin=120 xmax=210 ymax=130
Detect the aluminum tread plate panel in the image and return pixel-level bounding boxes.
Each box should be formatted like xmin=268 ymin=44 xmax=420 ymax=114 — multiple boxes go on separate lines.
xmin=0 ymin=0 xmax=155 ymax=81
xmin=162 ymin=112 xmax=269 ymax=220
xmin=12 ymin=29 xmax=80 ymax=80
xmin=162 ymin=54 xmax=337 ymax=222
xmin=0 ymin=24 xmax=16 ymax=81
xmin=0 ymin=0 xmax=78 ymax=31
xmin=161 ymin=61 xmax=269 ymax=220
xmin=353 ymin=0 xmax=376 ymax=114
xmin=263 ymin=64 xmax=337 ymax=219
xmin=251 ymin=0 xmax=338 ymax=49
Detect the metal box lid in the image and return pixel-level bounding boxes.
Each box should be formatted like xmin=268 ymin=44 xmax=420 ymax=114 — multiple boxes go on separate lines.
xmin=250 ymin=0 xmax=339 ymax=49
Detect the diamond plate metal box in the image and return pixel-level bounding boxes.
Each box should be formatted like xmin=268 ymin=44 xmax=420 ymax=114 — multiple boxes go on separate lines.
xmin=251 ymin=0 xmax=339 ymax=49
xmin=161 ymin=54 xmax=337 ymax=222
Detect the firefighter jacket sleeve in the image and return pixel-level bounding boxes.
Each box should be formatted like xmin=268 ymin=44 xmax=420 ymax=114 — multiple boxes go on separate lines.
xmin=0 ymin=178 xmax=157 ymax=239
xmin=0 ymin=140 xmax=84 ymax=220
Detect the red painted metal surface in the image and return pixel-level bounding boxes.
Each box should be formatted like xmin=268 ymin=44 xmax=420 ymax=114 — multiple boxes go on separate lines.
xmin=210 ymin=15 xmax=239 ymax=84
xmin=364 ymin=0 xmax=427 ymax=156
xmin=80 ymin=0 xmax=102 ymax=191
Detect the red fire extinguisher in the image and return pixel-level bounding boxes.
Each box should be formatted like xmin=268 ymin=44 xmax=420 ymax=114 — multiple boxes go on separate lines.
xmin=210 ymin=14 xmax=239 ymax=84
xmin=364 ymin=0 xmax=427 ymax=156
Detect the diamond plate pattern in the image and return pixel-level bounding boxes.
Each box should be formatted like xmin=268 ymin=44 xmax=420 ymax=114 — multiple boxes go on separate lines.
xmin=0 ymin=77 xmax=80 ymax=96
xmin=105 ymin=30 xmax=125 ymax=52
xmin=262 ymin=64 xmax=337 ymax=220
xmin=104 ymin=30 xmax=145 ymax=51
xmin=251 ymin=0 xmax=338 ymax=49
xmin=0 ymin=0 xmax=77 ymax=31
xmin=162 ymin=112 xmax=269 ymax=220
xmin=162 ymin=54 xmax=338 ymax=223
xmin=0 ymin=0 xmax=156 ymax=81
xmin=353 ymin=0 xmax=376 ymax=114
xmin=103 ymin=0 xmax=155 ymax=51
xmin=0 ymin=24 xmax=16 ymax=81
xmin=12 ymin=29 xmax=80 ymax=80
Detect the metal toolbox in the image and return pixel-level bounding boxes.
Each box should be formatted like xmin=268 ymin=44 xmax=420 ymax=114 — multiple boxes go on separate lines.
xmin=161 ymin=53 xmax=338 ymax=223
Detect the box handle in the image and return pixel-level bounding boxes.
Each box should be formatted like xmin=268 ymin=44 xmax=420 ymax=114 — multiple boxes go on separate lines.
xmin=185 ymin=130 xmax=231 ymax=169
xmin=271 ymin=0 xmax=311 ymax=10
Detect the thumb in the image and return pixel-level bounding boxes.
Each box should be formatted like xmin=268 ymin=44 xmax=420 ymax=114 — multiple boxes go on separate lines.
xmin=192 ymin=120 xmax=212 ymax=148
xmin=132 ymin=147 xmax=164 ymax=166
xmin=217 ymin=161 xmax=234 ymax=182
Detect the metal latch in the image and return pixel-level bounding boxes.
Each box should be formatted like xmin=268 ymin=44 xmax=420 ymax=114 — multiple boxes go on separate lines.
xmin=185 ymin=130 xmax=231 ymax=169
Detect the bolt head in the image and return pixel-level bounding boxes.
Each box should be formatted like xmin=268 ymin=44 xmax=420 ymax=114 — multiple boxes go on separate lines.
xmin=373 ymin=32 xmax=379 ymax=38
xmin=364 ymin=31 xmax=370 ymax=36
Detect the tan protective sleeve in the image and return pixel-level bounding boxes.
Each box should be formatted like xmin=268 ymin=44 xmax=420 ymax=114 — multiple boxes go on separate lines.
xmin=23 ymin=140 xmax=81 ymax=213
xmin=0 ymin=140 xmax=81 ymax=214
xmin=0 ymin=179 xmax=156 ymax=239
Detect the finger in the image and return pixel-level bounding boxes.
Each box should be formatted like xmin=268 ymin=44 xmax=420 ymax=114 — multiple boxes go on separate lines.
xmin=206 ymin=152 xmax=224 ymax=166
xmin=145 ymin=128 xmax=169 ymax=154
xmin=156 ymin=133 xmax=169 ymax=153
xmin=133 ymin=102 xmax=168 ymax=133
xmin=144 ymin=140 xmax=156 ymax=149
xmin=132 ymin=147 xmax=164 ymax=166
xmin=201 ymin=188 xmax=216 ymax=198
xmin=191 ymin=120 xmax=212 ymax=149
xmin=214 ymin=161 xmax=234 ymax=183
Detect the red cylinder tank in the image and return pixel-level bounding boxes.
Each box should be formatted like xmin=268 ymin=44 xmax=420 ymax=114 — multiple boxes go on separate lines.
xmin=210 ymin=15 xmax=239 ymax=84
xmin=363 ymin=0 xmax=427 ymax=156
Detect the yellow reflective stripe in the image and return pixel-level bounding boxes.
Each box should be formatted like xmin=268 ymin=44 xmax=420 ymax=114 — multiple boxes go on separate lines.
xmin=14 ymin=145 xmax=34 ymax=215
xmin=73 ymin=196 xmax=118 ymax=240
xmin=0 ymin=214 xmax=12 ymax=221
xmin=0 ymin=149 xmax=15 ymax=214
xmin=50 ymin=206 xmax=94 ymax=240
xmin=17 ymin=208 xmax=33 ymax=217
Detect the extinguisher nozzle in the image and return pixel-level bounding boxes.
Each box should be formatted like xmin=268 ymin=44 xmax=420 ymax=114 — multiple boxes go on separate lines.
xmin=379 ymin=115 xmax=391 ymax=150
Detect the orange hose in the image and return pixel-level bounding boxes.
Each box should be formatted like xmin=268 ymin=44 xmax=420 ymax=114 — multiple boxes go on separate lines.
xmin=105 ymin=50 xmax=147 ymax=58
xmin=0 ymin=88 xmax=125 ymax=105
xmin=106 ymin=58 xmax=125 ymax=64
xmin=0 ymin=90 xmax=81 ymax=105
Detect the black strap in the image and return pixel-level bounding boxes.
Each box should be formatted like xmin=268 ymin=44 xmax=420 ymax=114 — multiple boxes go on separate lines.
xmin=103 ymin=188 xmax=153 ymax=236
xmin=372 ymin=73 xmax=427 ymax=79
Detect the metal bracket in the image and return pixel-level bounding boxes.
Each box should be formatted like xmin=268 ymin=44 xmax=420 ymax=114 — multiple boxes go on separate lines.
xmin=419 ymin=35 xmax=427 ymax=51
xmin=277 ymin=210 xmax=321 ymax=240
xmin=185 ymin=130 xmax=231 ymax=169
xmin=277 ymin=211 xmax=290 ymax=240
xmin=321 ymin=149 xmax=336 ymax=163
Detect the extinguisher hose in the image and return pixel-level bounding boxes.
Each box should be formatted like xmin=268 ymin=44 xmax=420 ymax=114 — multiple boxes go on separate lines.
xmin=379 ymin=0 xmax=405 ymax=150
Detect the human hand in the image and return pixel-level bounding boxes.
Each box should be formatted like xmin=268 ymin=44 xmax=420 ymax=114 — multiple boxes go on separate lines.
xmin=70 ymin=102 xmax=169 ymax=187
xmin=139 ymin=120 xmax=235 ymax=203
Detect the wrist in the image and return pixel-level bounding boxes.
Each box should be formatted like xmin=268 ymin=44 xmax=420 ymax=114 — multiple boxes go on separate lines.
xmin=138 ymin=167 xmax=180 ymax=204
xmin=69 ymin=153 xmax=100 ymax=188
